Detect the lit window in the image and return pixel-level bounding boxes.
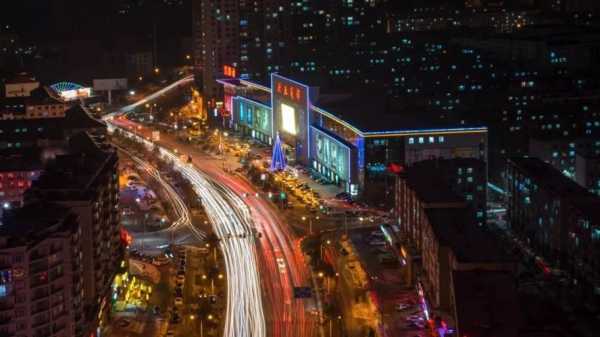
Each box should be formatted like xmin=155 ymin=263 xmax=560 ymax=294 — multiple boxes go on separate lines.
xmin=438 ymin=136 xmax=445 ymax=142
xmin=408 ymin=137 xmax=414 ymax=144
xmin=428 ymin=136 xmax=434 ymax=143
xmin=418 ymin=137 xmax=424 ymax=144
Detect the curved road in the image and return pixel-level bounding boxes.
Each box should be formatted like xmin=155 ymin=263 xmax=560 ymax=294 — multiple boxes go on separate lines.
xmin=110 ymin=118 xmax=318 ymax=337
xmin=116 ymin=145 xmax=206 ymax=252
xmin=112 ymin=126 xmax=267 ymax=337
xmin=106 ymin=76 xmax=318 ymax=337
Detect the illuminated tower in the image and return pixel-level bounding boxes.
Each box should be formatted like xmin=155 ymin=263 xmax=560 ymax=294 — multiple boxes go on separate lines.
xmin=270 ymin=132 xmax=287 ymax=171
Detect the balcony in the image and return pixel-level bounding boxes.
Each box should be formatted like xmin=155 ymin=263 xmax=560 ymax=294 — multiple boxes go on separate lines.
xmin=52 ymin=323 xmax=66 ymax=334
xmin=0 ymin=314 xmax=13 ymax=325
xmin=0 ymin=300 xmax=14 ymax=312
xmin=31 ymin=288 xmax=49 ymax=301
xmin=30 ymin=266 xmax=49 ymax=276
xmin=29 ymin=252 xmax=47 ymax=263
xmin=30 ymin=278 xmax=49 ymax=290
xmin=32 ymin=314 xmax=50 ymax=328
xmin=31 ymin=299 xmax=49 ymax=314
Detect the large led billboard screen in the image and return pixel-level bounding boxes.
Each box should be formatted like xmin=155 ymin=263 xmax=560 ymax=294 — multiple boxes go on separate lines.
xmin=236 ymin=97 xmax=272 ymax=137
xmin=311 ymin=127 xmax=351 ymax=182
xmin=281 ymin=103 xmax=297 ymax=135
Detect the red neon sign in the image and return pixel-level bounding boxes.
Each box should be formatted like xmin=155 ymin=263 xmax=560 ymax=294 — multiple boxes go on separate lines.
xmin=223 ymin=65 xmax=237 ymax=78
xmin=275 ymin=81 xmax=303 ymax=102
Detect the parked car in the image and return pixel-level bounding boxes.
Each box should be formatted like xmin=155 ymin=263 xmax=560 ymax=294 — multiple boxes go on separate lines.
xmin=395 ymin=303 xmax=412 ymax=311
xmin=152 ymin=255 xmax=170 ymax=266
xmin=378 ymin=254 xmax=398 ymax=265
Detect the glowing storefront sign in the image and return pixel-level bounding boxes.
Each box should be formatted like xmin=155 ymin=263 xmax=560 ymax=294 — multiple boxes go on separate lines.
xmin=275 ymin=81 xmax=303 ymax=103
xmin=59 ymin=87 xmax=92 ymax=101
xmin=223 ymin=65 xmax=237 ymax=78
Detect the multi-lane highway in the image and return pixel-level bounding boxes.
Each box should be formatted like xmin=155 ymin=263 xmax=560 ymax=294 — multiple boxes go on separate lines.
xmin=111 ymin=123 xmax=268 ymax=337
xmin=109 ymin=115 xmax=318 ymax=337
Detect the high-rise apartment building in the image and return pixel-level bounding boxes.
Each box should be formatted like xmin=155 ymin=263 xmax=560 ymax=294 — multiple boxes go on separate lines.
xmin=193 ymin=0 xmax=240 ymax=99
xmin=0 ymin=202 xmax=84 ymax=337
xmin=505 ymin=157 xmax=600 ymax=305
xmin=192 ymin=0 xmax=392 ymax=100
xmin=25 ymin=132 xmax=122 ymax=333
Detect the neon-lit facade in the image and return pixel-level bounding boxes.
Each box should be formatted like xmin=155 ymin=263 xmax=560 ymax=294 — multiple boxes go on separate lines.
xmin=232 ymin=96 xmax=273 ymax=144
xmin=218 ymin=74 xmax=488 ymax=197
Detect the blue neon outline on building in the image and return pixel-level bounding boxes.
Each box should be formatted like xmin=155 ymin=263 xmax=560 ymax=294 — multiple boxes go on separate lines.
xmin=50 ymin=81 xmax=85 ymax=93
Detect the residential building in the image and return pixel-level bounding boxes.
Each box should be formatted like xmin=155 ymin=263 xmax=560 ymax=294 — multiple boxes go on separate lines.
xmin=408 ymin=158 xmax=488 ymax=226
xmin=394 ymin=171 xmax=516 ymax=328
xmin=192 ymin=0 xmax=240 ymax=99
xmin=0 ymin=105 xmax=105 ymax=150
xmin=0 ymin=148 xmax=43 ymax=214
xmin=25 ymin=132 xmax=122 ymax=333
xmin=0 ymin=202 xmax=84 ymax=337
xmin=505 ymin=157 xmax=600 ymax=304
xmin=450 ymin=270 xmax=520 ymax=337
xmin=529 ymin=137 xmax=600 ymax=195
xmin=3 ymin=73 xmax=39 ymax=98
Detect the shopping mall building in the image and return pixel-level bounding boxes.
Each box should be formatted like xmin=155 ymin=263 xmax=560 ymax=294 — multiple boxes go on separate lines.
xmin=217 ymin=73 xmax=487 ymax=198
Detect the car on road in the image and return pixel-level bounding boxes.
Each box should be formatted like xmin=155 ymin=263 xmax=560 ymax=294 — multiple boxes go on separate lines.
xmin=115 ymin=319 xmax=130 ymax=328
xmin=166 ymin=330 xmax=175 ymax=337
xmin=369 ymin=240 xmax=386 ymax=246
xmin=395 ymin=303 xmax=412 ymax=311
xmin=152 ymin=255 xmax=170 ymax=266
xmin=276 ymin=257 xmax=286 ymax=273
xmin=170 ymin=313 xmax=181 ymax=324
xmin=174 ymin=296 xmax=183 ymax=306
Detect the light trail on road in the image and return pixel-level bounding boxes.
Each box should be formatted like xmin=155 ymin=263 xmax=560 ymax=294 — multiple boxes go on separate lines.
xmin=102 ymin=75 xmax=194 ymax=120
xmin=115 ymin=145 xmax=205 ymax=240
xmin=162 ymin=149 xmax=266 ymax=337
xmin=109 ymin=118 xmax=318 ymax=337
xmin=112 ymin=126 xmax=266 ymax=337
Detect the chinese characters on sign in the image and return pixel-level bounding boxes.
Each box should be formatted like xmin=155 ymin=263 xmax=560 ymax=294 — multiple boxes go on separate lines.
xmin=223 ymin=65 xmax=237 ymax=78
xmin=275 ymin=81 xmax=303 ymax=102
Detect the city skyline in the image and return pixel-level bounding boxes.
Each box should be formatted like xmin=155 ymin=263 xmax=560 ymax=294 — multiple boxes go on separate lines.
xmin=2 ymin=1 xmax=600 ymax=337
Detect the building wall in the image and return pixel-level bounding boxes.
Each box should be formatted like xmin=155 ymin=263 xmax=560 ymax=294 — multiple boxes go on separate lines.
xmin=0 ymin=170 xmax=41 ymax=207
xmin=232 ymin=96 xmax=273 ymax=144
xmin=29 ymin=153 xmax=122 ymax=332
xmin=505 ymin=159 xmax=600 ymax=292
xmin=576 ymin=154 xmax=600 ymax=196
xmin=25 ymin=103 xmax=69 ymax=119
xmin=193 ymin=0 xmax=240 ymax=99
xmin=0 ymin=217 xmax=83 ymax=337
xmin=5 ymin=82 xmax=40 ymax=98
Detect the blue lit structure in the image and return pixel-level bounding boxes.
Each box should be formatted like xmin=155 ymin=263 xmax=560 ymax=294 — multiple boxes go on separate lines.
xmin=270 ymin=133 xmax=287 ymax=171
xmin=217 ymin=74 xmax=488 ymax=197
xmin=50 ymin=82 xmax=85 ymax=92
